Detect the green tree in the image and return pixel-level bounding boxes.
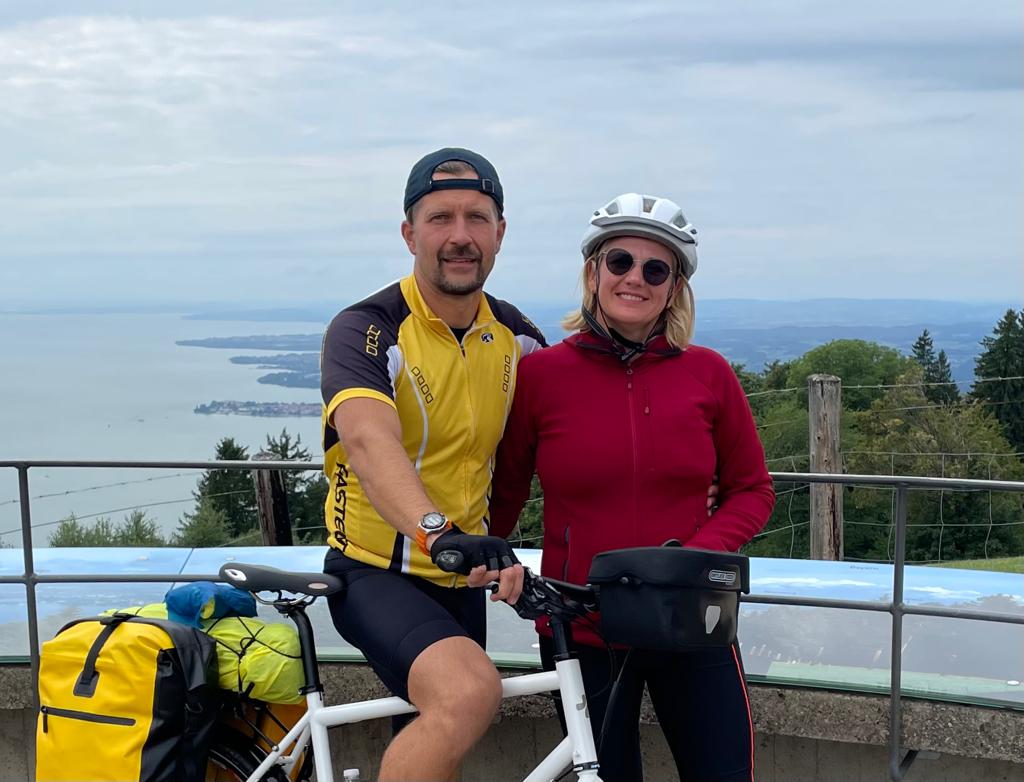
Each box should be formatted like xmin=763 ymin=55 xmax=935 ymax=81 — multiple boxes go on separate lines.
xmin=931 ymin=350 xmax=959 ymax=406
xmin=193 ymin=437 xmax=258 ymax=538
xmin=49 ymin=511 xmax=166 ymax=547
xmin=49 ymin=514 xmax=117 ymax=547
xmin=911 ymin=329 xmax=937 ymax=372
xmin=173 ymin=497 xmax=231 ymax=548
xmin=970 ymin=309 xmax=1024 ymax=451
xmin=113 ymin=510 xmax=165 ymax=547
xmin=910 ymin=329 xmax=959 ymax=406
xmin=787 ymin=339 xmax=912 ymax=411
xmin=846 ymin=368 xmax=1024 ymax=562
xmin=263 ymin=429 xmax=324 ymax=544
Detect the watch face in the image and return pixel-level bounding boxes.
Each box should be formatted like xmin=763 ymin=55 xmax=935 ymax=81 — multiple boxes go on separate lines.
xmin=420 ymin=512 xmax=447 ymax=532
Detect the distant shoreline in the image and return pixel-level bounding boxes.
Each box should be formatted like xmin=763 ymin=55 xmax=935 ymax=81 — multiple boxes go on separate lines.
xmin=194 ymin=400 xmax=321 ymax=418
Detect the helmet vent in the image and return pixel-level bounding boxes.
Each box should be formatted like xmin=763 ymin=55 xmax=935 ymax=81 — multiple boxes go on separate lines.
xmin=642 ymin=197 xmax=656 ymax=213
xmin=671 ymin=211 xmax=688 ymax=228
xmin=605 ymin=201 xmax=620 ymax=216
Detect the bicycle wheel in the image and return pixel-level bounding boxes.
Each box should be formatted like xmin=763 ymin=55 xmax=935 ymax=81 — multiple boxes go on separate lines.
xmin=205 ymin=726 xmax=290 ymax=782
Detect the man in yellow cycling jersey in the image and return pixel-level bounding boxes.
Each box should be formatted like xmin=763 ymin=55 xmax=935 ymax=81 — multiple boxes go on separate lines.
xmin=319 ymin=148 xmax=545 ymax=781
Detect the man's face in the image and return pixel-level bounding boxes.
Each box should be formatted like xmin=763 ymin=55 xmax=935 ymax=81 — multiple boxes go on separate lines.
xmin=401 ymin=172 xmax=506 ymax=297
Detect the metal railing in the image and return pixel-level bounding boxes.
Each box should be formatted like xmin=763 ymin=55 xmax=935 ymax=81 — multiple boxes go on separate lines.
xmin=2 ymin=460 xmax=1023 ymax=781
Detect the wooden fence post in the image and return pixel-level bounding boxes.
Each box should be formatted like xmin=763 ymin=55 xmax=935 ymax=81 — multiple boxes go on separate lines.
xmin=252 ymin=452 xmax=293 ymax=546
xmin=808 ymin=374 xmax=844 ymax=560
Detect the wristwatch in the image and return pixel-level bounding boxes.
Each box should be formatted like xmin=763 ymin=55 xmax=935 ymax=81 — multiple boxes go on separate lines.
xmin=415 ymin=511 xmax=452 ymax=556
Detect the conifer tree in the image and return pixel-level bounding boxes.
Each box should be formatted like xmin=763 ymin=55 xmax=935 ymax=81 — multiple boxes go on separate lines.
xmin=911 ymin=330 xmax=960 ymax=405
xmin=49 ymin=514 xmax=117 ymax=547
xmin=911 ymin=329 xmax=937 ymax=373
xmin=971 ymin=309 xmax=1024 ymax=450
xmin=114 ymin=509 xmax=165 ymax=547
xmin=193 ymin=437 xmax=258 ymax=537
xmin=931 ymin=350 xmax=959 ymax=406
xmin=173 ymin=497 xmax=231 ymax=548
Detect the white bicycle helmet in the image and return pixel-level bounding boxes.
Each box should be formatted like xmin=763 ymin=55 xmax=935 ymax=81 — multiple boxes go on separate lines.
xmin=581 ymin=193 xmax=698 ymax=279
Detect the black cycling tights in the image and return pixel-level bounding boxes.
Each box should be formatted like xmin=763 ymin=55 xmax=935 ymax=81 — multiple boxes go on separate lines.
xmin=540 ymin=637 xmax=754 ymax=782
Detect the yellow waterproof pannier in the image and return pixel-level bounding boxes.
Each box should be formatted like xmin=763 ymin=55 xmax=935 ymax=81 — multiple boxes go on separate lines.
xmin=36 ymin=613 xmax=218 ymax=782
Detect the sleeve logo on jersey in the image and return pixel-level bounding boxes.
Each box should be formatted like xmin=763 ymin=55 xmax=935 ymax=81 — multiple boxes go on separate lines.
xmin=365 ymin=324 xmax=382 ymax=356
xmin=502 ymin=353 xmax=512 ymax=392
xmin=410 ymin=365 xmax=435 ymax=404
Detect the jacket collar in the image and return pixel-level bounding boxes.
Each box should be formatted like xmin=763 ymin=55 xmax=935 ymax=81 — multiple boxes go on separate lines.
xmin=400 ymin=274 xmax=496 ymax=337
xmin=567 ymin=328 xmax=681 ymax=362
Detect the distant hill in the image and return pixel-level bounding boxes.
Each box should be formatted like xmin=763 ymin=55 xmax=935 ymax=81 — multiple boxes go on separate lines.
xmin=176 ymin=298 xmax=1018 ymax=390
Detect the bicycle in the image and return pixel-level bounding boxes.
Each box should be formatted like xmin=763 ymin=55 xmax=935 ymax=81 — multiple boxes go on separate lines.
xmin=207 ymin=561 xmax=606 ymax=782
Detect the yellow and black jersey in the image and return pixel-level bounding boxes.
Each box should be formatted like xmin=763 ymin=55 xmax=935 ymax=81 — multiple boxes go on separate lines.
xmin=320 ymin=274 xmax=546 ymax=585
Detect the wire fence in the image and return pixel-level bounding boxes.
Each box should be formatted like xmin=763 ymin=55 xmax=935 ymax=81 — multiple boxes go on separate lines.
xmin=2 ymin=451 xmax=1022 ymax=567
xmin=2 ymin=360 xmax=1023 ymax=570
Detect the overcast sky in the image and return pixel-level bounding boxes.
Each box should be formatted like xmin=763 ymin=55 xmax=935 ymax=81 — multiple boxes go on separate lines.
xmin=1 ymin=1 xmax=1021 ymax=307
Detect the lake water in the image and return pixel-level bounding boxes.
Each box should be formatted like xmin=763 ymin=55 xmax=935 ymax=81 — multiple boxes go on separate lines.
xmin=0 ymin=312 xmax=326 ymax=545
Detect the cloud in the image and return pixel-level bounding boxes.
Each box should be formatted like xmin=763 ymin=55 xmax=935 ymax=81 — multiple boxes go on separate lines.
xmin=0 ymin=3 xmax=1020 ymax=304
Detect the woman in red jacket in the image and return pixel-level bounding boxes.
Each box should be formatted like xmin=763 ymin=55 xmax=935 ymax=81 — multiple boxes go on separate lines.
xmin=490 ymin=193 xmax=774 ymax=782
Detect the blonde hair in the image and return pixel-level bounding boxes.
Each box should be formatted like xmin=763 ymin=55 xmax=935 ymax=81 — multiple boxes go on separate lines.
xmin=561 ymin=253 xmax=696 ymax=349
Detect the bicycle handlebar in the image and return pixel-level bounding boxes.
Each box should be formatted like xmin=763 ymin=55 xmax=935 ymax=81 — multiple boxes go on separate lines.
xmin=504 ymin=568 xmax=597 ymax=623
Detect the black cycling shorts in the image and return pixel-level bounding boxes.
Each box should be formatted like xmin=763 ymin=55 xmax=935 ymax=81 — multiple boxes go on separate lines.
xmin=324 ymin=549 xmax=487 ymax=702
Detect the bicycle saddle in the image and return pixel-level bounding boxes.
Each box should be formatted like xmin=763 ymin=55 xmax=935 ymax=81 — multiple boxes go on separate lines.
xmin=218 ymin=562 xmax=343 ymax=597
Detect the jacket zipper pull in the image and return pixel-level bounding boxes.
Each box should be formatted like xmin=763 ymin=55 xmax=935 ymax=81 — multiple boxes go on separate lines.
xmin=626 ymin=366 xmax=633 ymax=390
xmin=41 ymin=706 xmax=48 ymax=733
xmin=644 ymin=387 xmax=651 ymax=415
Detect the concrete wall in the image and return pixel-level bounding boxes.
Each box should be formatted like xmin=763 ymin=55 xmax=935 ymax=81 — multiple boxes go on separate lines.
xmin=7 ymin=663 xmax=1023 ymax=781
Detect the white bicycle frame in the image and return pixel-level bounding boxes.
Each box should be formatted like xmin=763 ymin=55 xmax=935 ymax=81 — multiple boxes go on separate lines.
xmin=240 ymin=658 xmax=602 ymax=782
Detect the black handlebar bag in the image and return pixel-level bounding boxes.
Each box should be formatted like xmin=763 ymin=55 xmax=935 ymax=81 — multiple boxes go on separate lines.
xmin=588 ymin=547 xmax=750 ymax=652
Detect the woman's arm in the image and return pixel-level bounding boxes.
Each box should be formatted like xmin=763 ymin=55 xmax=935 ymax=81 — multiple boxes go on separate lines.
xmin=686 ymin=361 xmax=775 ymax=552
xmin=489 ymin=368 xmax=539 ymax=539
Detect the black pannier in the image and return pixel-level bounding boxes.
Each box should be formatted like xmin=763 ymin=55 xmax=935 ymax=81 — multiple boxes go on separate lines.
xmin=587 ymin=546 xmax=749 ymax=652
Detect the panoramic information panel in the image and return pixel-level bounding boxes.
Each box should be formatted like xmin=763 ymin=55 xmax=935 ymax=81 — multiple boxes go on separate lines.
xmin=1 ymin=547 xmax=1021 ymax=709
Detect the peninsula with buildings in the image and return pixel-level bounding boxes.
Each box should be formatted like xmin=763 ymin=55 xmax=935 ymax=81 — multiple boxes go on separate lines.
xmin=194 ymin=400 xmax=321 ymax=418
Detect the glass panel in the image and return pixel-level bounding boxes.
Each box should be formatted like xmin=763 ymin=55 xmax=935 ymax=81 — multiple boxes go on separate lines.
xmin=3 ymin=546 xmax=1021 ymax=709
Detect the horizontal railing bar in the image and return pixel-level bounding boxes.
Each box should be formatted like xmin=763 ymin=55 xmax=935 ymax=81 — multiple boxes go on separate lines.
xmin=1 ymin=573 xmax=1020 ymax=627
xmin=741 ymin=595 xmax=1024 ymax=626
xmin=2 ymin=462 xmax=1023 ymax=493
xmin=901 ymin=603 xmax=1024 ymax=625
xmin=770 ymin=472 xmax=1024 ymax=492
xmin=0 ymin=573 xmax=220 ymax=585
xmin=741 ymin=594 xmax=892 ymax=612
xmin=0 ymin=459 xmax=323 ymax=471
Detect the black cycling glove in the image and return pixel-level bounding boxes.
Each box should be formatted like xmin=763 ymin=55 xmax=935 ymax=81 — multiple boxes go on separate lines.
xmin=429 ymin=524 xmax=520 ymax=575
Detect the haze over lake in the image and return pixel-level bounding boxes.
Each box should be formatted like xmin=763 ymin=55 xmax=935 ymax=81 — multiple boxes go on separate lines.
xmin=0 ymin=298 xmax=1014 ymax=546
xmin=0 ymin=311 xmax=324 ymax=545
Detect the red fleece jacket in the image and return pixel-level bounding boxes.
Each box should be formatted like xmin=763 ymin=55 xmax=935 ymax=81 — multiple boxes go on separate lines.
xmin=490 ymin=331 xmax=775 ymax=645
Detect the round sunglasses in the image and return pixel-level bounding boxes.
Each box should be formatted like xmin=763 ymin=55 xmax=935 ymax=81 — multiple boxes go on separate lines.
xmin=599 ymin=248 xmax=675 ymax=286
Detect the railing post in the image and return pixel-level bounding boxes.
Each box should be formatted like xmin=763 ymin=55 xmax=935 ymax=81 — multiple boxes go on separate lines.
xmin=18 ymin=466 xmax=41 ymax=711
xmin=252 ymin=452 xmax=293 ymax=546
xmin=808 ymin=374 xmax=844 ymax=560
xmin=889 ymin=484 xmax=909 ymax=781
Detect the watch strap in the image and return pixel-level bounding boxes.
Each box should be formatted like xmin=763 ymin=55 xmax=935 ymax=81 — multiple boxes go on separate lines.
xmin=416 ymin=519 xmax=452 ymax=556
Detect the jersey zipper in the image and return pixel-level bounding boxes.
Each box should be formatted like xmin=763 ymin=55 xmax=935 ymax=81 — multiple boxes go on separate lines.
xmin=40 ymin=704 xmax=136 ymax=733
xmin=562 ymin=525 xmax=571 ymax=580
xmin=454 ymin=326 xmax=484 ymax=537
xmin=626 ymin=366 xmax=639 ymax=544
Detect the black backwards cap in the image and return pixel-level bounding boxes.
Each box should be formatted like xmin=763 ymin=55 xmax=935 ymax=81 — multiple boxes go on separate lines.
xmin=403 ymin=147 xmax=504 ymax=215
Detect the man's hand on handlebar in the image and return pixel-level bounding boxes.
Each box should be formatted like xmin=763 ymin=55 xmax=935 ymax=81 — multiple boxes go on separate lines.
xmin=429 ymin=525 xmax=524 ymax=605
